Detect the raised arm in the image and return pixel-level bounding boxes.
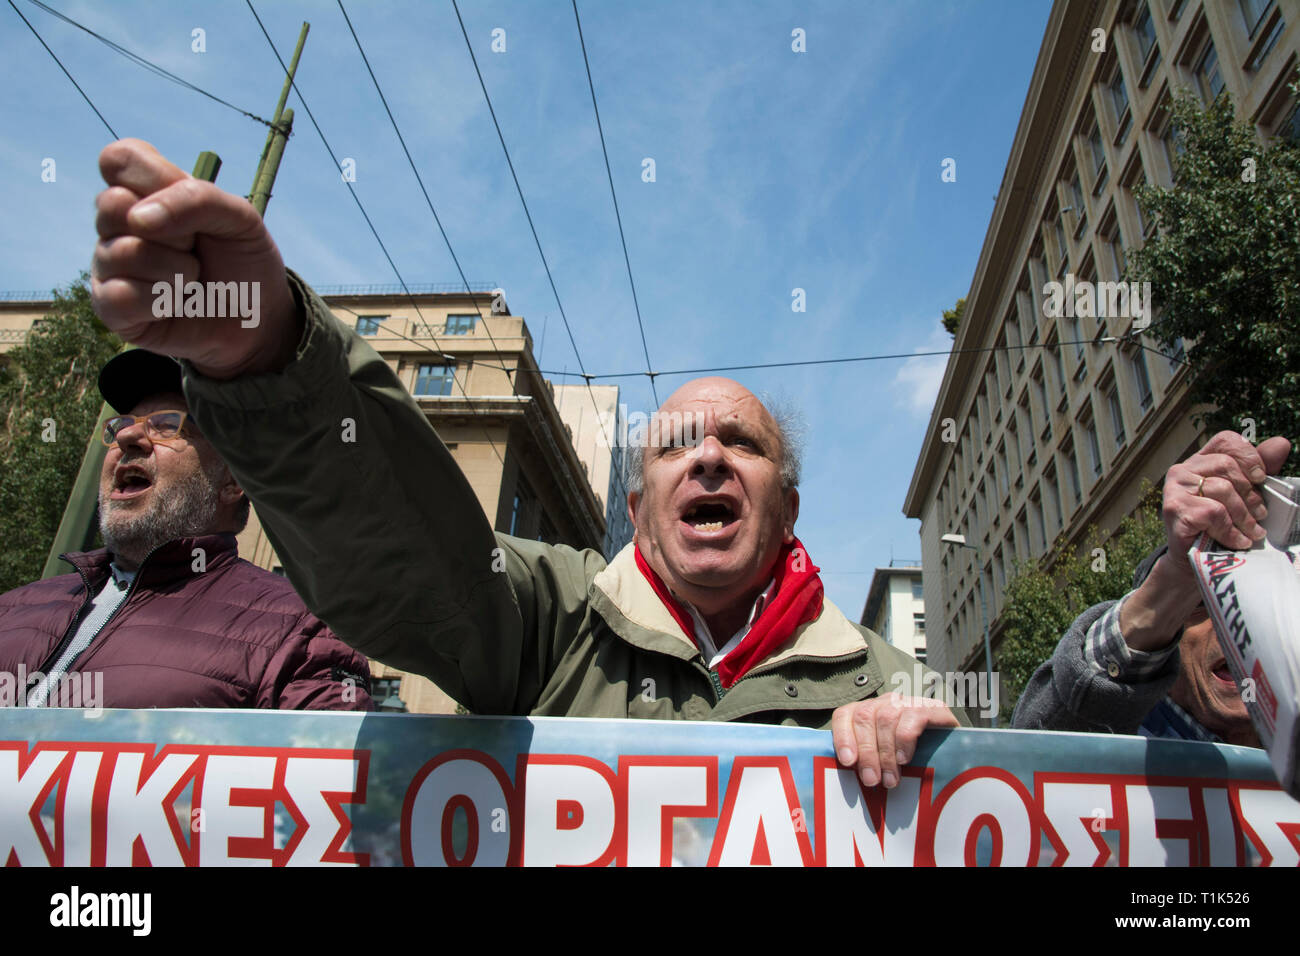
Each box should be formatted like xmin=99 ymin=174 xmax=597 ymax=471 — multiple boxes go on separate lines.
xmin=91 ymin=139 xmax=541 ymax=714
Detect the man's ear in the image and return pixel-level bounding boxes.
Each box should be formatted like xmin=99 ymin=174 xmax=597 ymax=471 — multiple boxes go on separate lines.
xmin=627 ymin=490 xmax=641 ymax=533
xmin=783 ymin=488 xmax=799 ymax=544
xmin=219 ymin=471 xmax=244 ymax=507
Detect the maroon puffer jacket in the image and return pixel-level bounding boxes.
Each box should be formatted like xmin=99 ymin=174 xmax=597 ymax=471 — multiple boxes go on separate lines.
xmin=0 ymin=534 xmax=373 ymax=710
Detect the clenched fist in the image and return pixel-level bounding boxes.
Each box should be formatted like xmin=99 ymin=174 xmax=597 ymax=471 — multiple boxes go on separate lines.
xmin=91 ymin=139 xmax=299 ymax=379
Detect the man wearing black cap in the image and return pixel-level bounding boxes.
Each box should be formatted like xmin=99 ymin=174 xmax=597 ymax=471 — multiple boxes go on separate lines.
xmin=0 ymin=349 xmax=374 ymax=711
xmin=1013 ymin=430 xmax=1291 ymax=746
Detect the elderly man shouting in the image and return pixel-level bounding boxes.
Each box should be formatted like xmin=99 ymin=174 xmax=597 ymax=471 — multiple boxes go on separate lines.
xmin=89 ymin=139 xmax=966 ymax=787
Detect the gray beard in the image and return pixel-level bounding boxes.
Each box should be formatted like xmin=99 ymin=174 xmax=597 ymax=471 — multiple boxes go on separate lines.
xmin=99 ymin=460 xmax=223 ymax=566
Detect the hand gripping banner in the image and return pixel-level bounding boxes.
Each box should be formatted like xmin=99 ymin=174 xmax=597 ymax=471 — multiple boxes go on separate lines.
xmin=3 ymin=708 xmax=1298 ymax=866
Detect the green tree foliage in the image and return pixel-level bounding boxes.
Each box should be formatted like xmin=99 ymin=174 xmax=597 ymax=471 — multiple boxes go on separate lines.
xmin=995 ymin=492 xmax=1167 ymax=723
xmin=1127 ymin=90 xmax=1300 ymax=470
xmin=0 ymin=275 xmax=120 ymax=593
xmin=942 ymin=297 xmax=966 ymax=336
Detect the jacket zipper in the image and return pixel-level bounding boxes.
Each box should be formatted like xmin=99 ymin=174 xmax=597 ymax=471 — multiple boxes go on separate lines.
xmin=33 ymin=544 xmax=163 ymax=697
xmin=706 ymin=667 xmax=726 ymax=702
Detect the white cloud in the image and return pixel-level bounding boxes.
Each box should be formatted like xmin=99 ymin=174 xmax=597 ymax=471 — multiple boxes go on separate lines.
xmin=893 ymin=326 xmax=952 ymax=417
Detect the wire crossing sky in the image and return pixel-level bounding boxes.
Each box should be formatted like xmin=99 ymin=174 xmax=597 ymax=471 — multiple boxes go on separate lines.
xmin=0 ymin=0 xmax=1052 ymax=610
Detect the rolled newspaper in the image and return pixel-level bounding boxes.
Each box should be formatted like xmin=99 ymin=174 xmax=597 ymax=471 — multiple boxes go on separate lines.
xmin=1189 ymin=476 xmax=1300 ymax=798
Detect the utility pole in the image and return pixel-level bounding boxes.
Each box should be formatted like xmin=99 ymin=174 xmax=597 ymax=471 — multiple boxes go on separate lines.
xmin=41 ymin=23 xmax=310 ymax=579
xmin=249 ymin=22 xmax=308 ymax=216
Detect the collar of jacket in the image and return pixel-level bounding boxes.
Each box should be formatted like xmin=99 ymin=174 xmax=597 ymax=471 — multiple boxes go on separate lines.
xmin=60 ymin=533 xmax=239 ymax=590
xmin=590 ymin=542 xmax=878 ymax=684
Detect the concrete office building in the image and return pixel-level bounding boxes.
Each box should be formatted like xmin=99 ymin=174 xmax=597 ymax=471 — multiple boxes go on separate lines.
xmin=903 ymin=0 xmax=1299 ymax=676
xmin=860 ymin=563 xmax=928 ymax=664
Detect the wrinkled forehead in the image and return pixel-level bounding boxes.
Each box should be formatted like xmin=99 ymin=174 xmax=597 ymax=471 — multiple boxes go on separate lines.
xmin=659 ymin=378 xmax=776 ymax=434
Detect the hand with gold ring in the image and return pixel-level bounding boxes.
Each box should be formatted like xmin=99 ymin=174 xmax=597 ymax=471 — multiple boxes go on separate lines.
xmin=1163 ymin=431 xmax=1291 ymax=563
xmin=1117 ymin=431 xmax=1291 ymax=653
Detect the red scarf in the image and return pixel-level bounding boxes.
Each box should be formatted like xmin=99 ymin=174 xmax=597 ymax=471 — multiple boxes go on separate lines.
xmin=634 ymin=538 xmax=824 ymax=688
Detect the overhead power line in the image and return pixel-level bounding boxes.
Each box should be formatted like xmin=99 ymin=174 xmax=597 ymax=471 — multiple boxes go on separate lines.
xmin=449 ymin=0 xmax=591 ymax=391
xmin=245 ymin=0 xmax=507 ymax=465
xmin=571 ymin=0 xmax=659 ymax=407
xmin=8 ymin=0 xmax=117 ymax=138
xmin=450 ymin=0 xmax=631 ymax=510
xmin=335 ymin=0 xmax=513 ymax=381
xmin=533 ymin=331 xmax=1179 ymax=382
xmin=24 ymin=0 xmax=274 ymax=129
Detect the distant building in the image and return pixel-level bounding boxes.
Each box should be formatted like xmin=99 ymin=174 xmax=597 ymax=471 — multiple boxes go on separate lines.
xmin=860 ymin=564 xmax=927 ymax=663
xmin=0 ymin=293 xmax=58 ymax=355
xmin=553 ymin=382 xmax=619 ymax=526
xmin=603 ymin=402 xmax=636 ymax=560
xmin=903 ymin=0 xmax=1300 ymax=676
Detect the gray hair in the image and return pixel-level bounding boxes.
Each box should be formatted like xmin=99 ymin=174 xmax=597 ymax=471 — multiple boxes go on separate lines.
xmin=622 ymin=392 xmax=804 ymax=496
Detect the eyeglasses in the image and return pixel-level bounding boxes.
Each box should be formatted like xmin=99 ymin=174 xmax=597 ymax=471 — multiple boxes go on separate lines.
xmin=101 ymin=410 xmax=190 ymax=446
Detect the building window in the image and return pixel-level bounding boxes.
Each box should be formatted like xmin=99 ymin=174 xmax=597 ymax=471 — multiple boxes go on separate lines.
xmin=1195 ymin=42 xmax=1224 ymax=103
xmin=1019 ymin=393 xmax=1035 ymax=458
xmin=1135 ymin=3 xmax=1160 ymax=71
xmin=911 ymin=579 xmax=924 ymax=600
xmin=1167 ymin=336 xmax=1186 ymax=370
xmin=1110 ymin=69 xmax=1132 ymax=145
xmin=1006 ymin=307 xmax=1023 ymax=372
xmin=1067 ymin=314 xmax=1085 ymax=362
xmin=1033 ymin=369 xmax=1051 ymax=441
xmin=1278 ymin=102 xmax=1300 ymax=143
xmin=1127 ymin=165 xmax=1154 ymax=239
xmin=414 ymin=361 xmax=456 ymax=396
xmin=1084 ymin=411 xmax=1103 ymax=477
xmin=444 ymin=314 xmax=477 ymax=335
xmin=1052 ymin=217 xmax=1069 ymax=275
xmin=372 ymin=677 xmax=407 ymax=713
xmin=356 ymin=315 xmax=383 ymax=335
xmin=1063 ymin=441 xmax=1083 ymax=506
xmin=1044 ymin=467 xmax=1063 ymax=533
xmin=510 ymin=475 xmax=535 ymax=536
xmin=1100 ymin=209 xmax=1127 ymax=278
xmin=1247 ymin=10 xmax=1285 ymax=72
xmin=1131 ymin=349 xmax=1154 ymax=410
xmin=913 ymin=612 xmax=926 ymax=636
xmin=1107 ymin=381 xmax=1127 ymax=448
xmin=1240 ymin=0 xmax=1274 ymax=38
xmin=1069 ymin=173 xmax=1087 ymax=235
xmin=1159 ymin=114 xmax=1185 ymax=182
xmin=996 ymin=443 xmax=1009 ymax=500
xmin=1030 ymin=491 xmax=1048 ymax=554
xmin=1088 ymin=123 xmax=1109 ymax=193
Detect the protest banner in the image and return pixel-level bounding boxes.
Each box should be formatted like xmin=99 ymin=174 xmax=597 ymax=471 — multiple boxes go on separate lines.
xmin=3 ymin=708 xmax=1297 ymax=866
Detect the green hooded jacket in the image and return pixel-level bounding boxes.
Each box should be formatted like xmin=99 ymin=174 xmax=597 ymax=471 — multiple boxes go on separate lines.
xmin=181 ymin=270 xmax=972 ymax=729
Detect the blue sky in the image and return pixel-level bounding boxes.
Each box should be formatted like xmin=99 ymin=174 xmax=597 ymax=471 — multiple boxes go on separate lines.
xmin=1 ymin=0 xmax=1052 ymax=616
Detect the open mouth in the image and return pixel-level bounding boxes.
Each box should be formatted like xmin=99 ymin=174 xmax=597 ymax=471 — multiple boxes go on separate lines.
xmin=111 ymin=468 xmax=153 ymax=500
xmin=681 ymin=500 xmax=737 ymax=534
xmin=1212 ymin=659 xmax=1236 ymax=688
